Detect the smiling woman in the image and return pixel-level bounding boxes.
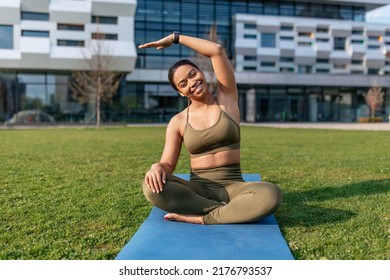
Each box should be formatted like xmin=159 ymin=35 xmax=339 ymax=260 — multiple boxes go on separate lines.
xmin=137 ymin=33 xmax=282 ymax=225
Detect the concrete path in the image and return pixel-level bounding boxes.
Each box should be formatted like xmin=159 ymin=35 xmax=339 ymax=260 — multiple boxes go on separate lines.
xmin=2 ymin=122 xmax=390 ymax=131
xmin=242 ymin=122 xmax=390 ymax=131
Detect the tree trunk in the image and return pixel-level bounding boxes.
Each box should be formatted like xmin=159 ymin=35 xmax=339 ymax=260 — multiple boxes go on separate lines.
xmin=96 ymin=76 xmax=101 ymax=129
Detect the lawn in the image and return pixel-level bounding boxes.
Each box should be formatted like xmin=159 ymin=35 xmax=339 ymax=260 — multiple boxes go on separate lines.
xmin=0 ymin=126 xmax=389 ymax=260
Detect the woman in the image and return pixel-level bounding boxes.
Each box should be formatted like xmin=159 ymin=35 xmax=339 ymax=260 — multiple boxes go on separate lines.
xmin=139 ymin=32 xmax=282 ymax=225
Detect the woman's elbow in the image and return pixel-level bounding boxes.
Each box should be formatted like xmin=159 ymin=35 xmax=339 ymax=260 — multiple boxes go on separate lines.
xmin=213 ymin=44 xmax=224 ymax=56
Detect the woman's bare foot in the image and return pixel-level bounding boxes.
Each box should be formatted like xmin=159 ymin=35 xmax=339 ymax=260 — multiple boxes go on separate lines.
xmin=164 ymin=213 xmax=204 ymax=224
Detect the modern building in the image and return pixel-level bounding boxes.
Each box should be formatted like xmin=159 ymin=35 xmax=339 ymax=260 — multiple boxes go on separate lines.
xmin=129 ymin=0 xmax=390 ymax=123
xmin=1 ymin=0 xmax=390 ymax=123
xmin=0 ymin=0 xmax=137 ymax=123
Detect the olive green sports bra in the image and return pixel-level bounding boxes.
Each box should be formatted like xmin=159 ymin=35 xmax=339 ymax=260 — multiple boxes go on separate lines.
xmin=183 ymin=98 xmax=240 ymax=158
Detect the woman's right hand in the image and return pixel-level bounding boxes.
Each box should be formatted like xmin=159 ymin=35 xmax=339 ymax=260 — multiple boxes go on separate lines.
xmin=144 ymin=163 xmax=166 ymax=193
xmin=138 ymin=34 xmax=173 ymax=50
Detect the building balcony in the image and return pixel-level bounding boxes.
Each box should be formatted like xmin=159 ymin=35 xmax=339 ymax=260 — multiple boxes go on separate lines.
xmin=279 ymin=40 xmax=295 ymax=56
xmin=50 ymin=0 xmax=91 ymax=23
xmin=315 ymin=42 xmax=332 ymax=57
xmin=91 ymin=0 xmax=137 ymax=17
xmin=20 ymin=37 xmax=50 ymax=54
xmin=0 ymin=0 xmax=20 ymax=24
xmin=348 ymin=43 xmax=366 ymax=59
xmin=20 ymin=37 xmax=50 ymax=69
xmin=331 ymin=22 xmax=351 ymax=36
xmin=330 ymin=50 xmax=351 ymax=64
xmin=366 ymin=25 xmax=385 ymax=36
xmin=256 ymin=17 xmax=279 ymax=33
xmin=235 ymin=39 xmax=257 ymax=55
xmin=21 ymin=0 xmax=50 ymax=12
xmin=257 ymin=47 xmax=280 ymax=60
xmin=0 ymin=50 xmax=21 ymax=68
xmin=295 ymin=47 xmax=316 ymax=64
xmin=365 ymin=49 xmax=385 ymax=68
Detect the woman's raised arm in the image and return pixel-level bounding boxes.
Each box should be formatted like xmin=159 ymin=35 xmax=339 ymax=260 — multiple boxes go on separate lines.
xmin=139 ymin=33 xmax=237 ymax=100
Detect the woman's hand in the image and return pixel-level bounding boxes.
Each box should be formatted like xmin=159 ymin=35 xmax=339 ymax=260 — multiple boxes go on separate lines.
xmin=144 ymin=163 xmax=166 ymax=193
xmin=138 ymin=34 xmax=173 ymax=50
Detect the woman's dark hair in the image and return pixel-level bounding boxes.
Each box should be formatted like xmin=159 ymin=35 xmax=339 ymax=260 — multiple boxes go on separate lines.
xmin=168 ymin=59 xmax=200 ymax=91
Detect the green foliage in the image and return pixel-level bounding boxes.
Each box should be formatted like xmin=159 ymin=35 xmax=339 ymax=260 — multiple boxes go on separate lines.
xmin=0 ymin=126 xmax=389 ymax=259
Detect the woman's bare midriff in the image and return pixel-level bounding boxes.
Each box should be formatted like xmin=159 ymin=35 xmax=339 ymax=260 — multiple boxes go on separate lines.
xmin=190 ymin=149 xmax=240 ymax=169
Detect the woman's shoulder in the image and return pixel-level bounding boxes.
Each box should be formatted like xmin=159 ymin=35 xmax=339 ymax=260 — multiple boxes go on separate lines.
xmin=167 ymin=108 xmax=187 ymax=135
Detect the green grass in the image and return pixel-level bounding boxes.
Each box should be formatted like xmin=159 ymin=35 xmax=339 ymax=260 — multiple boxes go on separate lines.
xmin=0 ymin=126 xmax=389 ymax=260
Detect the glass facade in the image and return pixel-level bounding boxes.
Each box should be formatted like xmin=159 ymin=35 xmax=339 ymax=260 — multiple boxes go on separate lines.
xmin=0 ymin=0 xmax=388 ymax=124
xmin=135 ymin=0 xmax=366 ymax=70
xmin=129 ymin=0 xmax=388 ymax=123
xmin=0 ymin=72 xmax=128 ymax=123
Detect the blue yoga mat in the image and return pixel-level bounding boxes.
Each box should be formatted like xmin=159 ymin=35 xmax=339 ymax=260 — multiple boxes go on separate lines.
xmin=116 ymin=174 xmax=294 ymax=260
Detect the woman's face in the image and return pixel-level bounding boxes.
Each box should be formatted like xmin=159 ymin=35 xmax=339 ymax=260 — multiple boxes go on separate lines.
xmin=173 ymin=64 xmax=208 ymax=98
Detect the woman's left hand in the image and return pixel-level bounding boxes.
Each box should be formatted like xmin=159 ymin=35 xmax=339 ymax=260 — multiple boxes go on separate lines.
xmin=138 ymin=34 xmax=173 ymax=50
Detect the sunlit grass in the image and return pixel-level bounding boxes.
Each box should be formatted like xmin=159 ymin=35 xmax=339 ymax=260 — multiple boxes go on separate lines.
xmin=0 ymin=126 xmax=389 ymax=259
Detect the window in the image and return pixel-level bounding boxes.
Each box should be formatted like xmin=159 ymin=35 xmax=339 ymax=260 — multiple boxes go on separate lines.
xmin=351 ymin=60 xmax=363 ymax=65
xmin=317 ymin=59 xmax=329 ymax=64
xmin=244 ymin=56 xmax=257 ymax=61
xmin=352 ymin=29 xmax=363 ymax=35
xmin=92 ymin=33 xmax=118 ymax=40
xmin=244 ymin=23 xmax=256 ymax=29
xmin=351 ymin=70 xmax=364 ymax=74
xmin=280 ymin=67 xmax=294 ymax=73
xmin=280 ymin=36 xmax=294 ymax=41
xmin=0 ymin=25 xmax=13 ymax=49
xmin=280 ymin=3 xmax=294 ymax=16
xmin=280 ymin=25 xmax=293 ymax=31
xmin=280 ymin=57 xmax=294 ymax=63
xmin=334 ymin=37 xmax=346 ymax=50
xmin=298 ymin=32 xmax=312 ymax=37
xmin=351 ymin=39 xmax=364 ymax=45
xmin=368 ymin=68 xmax=379 ymax=75
xmin=298 ymin=65 xmax=312 ymax=73
xmin=58 ymin=24 xmax=84 ymax=31
xmin=316 ymin=38 xmax=329 ymax=42
xmin=92 ymin=16 xmax=118 ymax=25
xmin=244 ymin=34 xmax=256 ymax=39
xmin=264 ymin=1 xmax=278 ymax=15
xmin=298 ymin=42 xmax=312 ymax=47
xmin=21 ymin=30 xmax=49 ymax=37
xmin=21 ymin=12 xmax=49 ymax=21
xmin=333 ymin=64 xmax=347 ymax=69
xmin=316 ymin=68 xmax=330 ymax=73
xmin=340 ymin=6 xmax=353 ymax=20
xmin=243 ymin=66 xmax=257 ymax=71
xmin=57 ymin=40 xmax=85 ymax=47
xmin=316 ymin=27 xmax=329 ymax=33
xmin=368 ymin=36 xmax=380 ymax=41
xmin=261 ymin=33 xmax=275 ymax=48
xmin=261 ymin=61 xmax=276 ymax=67
xmin=367 ymin=45 xmax=380 ymax=49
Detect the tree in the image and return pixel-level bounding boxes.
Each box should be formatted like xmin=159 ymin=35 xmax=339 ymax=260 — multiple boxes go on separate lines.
xmin=365 ymin=84 xmax=384 ymax=119
xmin=69 ymin=35 xmax=123 ymax=128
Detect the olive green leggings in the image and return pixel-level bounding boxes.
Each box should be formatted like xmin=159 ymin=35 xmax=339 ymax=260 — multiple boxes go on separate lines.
xmin=142 ymin=164 xmax=282 ymax=225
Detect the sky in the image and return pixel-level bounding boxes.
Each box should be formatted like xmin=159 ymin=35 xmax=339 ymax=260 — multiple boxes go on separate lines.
xmin=366 ymin=4 xmax=390 ymax=24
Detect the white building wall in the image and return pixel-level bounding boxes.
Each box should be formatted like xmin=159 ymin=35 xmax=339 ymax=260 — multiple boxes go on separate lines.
xmin=0 ymin=0 xmax=137 ymax=72
xmin=234 ymin=13 xmax=390 ymax=87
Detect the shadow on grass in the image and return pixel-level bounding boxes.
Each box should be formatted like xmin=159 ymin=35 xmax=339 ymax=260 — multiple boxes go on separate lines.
xmin=279 ymin=179 xmax=390 ymax=227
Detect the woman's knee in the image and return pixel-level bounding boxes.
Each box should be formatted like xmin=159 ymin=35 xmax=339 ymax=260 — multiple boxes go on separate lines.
xmin=260 ymin=182 xmax=283 ymax=210
xmin=142 ymin=180 xmax=157 ymax=203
